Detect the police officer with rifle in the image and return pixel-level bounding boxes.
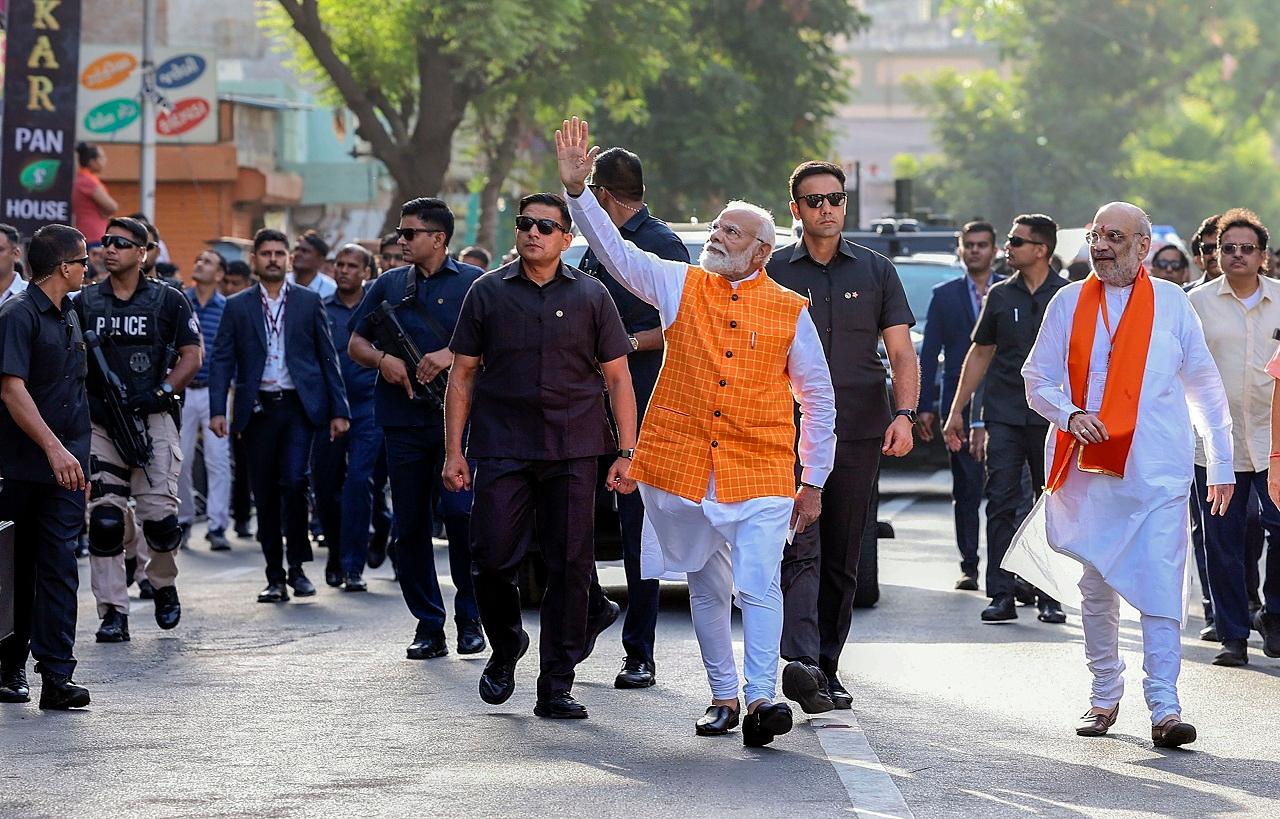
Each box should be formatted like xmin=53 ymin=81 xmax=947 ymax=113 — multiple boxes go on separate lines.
xmin=348 ymin=197 xmax=486 ymax=660
xmin=75 ymin=217 xmax=201 ymax=643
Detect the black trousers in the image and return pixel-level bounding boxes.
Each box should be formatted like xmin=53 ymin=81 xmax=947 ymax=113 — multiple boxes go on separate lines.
xmin=231 ymin=432 xmax=253 ymax=528
xmin=243 ymin=391 xmax=315 ymax=584
xmin=471 ymin=457 xmax=597 ymax=698
xmin=950 ymin=445 xmax=984 ymax=577
xmin=984 ymin=421 xmax=1050 ymax=599
xmin=0 ymin=480 xmax=84 ymax=678
xmin=781 ymin=437 xmax=881 ymax=673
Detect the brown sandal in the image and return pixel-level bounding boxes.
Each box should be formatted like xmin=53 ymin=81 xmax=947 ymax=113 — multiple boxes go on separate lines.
xmin=1076 ymin=705 xmax=1119 ymax=737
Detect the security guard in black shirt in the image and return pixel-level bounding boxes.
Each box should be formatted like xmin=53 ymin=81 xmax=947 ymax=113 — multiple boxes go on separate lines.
xmin=0 ymin=224 xmax=92 ymax=709
xmin=74 ymin=217 xmax=202 ymax=643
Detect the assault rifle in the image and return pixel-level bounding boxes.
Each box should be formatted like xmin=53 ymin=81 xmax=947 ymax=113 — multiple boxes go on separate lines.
xmin=83 ymin=330 xmax=153 ymax=468
xmin=365 ymin=301 xmax=447 ymax=410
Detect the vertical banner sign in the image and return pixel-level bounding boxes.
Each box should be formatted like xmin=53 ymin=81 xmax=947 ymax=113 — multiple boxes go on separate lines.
xmin=0 ymin=0 xmax=82 ymax=236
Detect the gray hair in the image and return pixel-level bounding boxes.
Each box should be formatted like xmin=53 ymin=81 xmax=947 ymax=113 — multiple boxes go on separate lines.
xmin=721 ymin=200 xmax=775 ymax=247
xmin=1097 ymin=201 xmax=1152 ymax=237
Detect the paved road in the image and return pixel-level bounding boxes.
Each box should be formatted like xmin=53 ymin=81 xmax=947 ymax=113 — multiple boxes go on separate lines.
xmin=3 ymin=475 xmax=1280 ymax=817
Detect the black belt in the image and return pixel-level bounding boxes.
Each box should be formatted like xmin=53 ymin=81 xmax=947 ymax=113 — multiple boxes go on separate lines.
xmin=189 ymin=379 xmax=208 ymax=389
xmin=258 ymin=389 xmax=297 ymax=402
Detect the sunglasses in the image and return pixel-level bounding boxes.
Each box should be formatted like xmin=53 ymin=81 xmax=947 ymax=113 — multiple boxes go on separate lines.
xmin=1198 ymin=243 xmax=1217 ymax=255
xmin=394 ymin=227 xmax=445 ymax=242
xmin=62 ymin=255 xmax=90 ymax=268
xmin=797 ymin=192 xmax=848 ymax=209
xmin=1220 ymin=243 xmax=1260 ymax=256
xmin=1005 ymin=235 xmax=1046 ymax=248
xmin=515 ymin=216 xmax=569 ymax=235
xmin=1153 ymin=258 xmax=1187 ymax=271
xmin=101 ymin=234 xmax=143 ymax=250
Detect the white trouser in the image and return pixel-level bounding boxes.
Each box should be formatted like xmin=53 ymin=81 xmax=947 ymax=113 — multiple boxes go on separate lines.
xmin=639 ymin=484 xmax=791 ymax=705
xmin=177 ymin=386 xmax=230 ymax=531
xmin=1078 ymin=564 xmax=1181 ymax=724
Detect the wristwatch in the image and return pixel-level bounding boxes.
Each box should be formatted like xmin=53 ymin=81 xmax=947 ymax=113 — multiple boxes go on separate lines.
xmin=800 ymin=482 xmax=823 ymax=493
xmin=628 ymin=335 xmax=640 ymax=352
xmin=617 ymin=448 xmax=635 ymax=459
xmin=895 ymin=408 xmax=918 ymax=424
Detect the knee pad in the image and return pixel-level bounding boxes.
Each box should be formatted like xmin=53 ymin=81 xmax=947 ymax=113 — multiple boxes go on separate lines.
xmin=88 ymin=507 xmax=127 ymax=557
xmin=142 ymin=514 xmax=183 ymax=554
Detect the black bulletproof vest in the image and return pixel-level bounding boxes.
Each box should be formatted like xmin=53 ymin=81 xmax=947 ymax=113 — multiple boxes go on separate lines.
xmin=79 ymin=278 xmax=172 ymax=401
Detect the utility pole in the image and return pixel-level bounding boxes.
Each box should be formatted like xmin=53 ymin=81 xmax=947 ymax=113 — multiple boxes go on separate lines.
xmin=139 ymin=0 xmax=157 ymax=221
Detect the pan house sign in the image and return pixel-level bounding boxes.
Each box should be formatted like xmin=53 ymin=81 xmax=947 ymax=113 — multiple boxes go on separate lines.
xmin=77 ymin=45 xmax=217 ymax=144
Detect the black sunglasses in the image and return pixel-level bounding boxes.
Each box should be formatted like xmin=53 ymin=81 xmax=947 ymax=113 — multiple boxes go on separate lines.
xmin=1005 ymin=235 xmax=1046 ymax=248
xmin=515 ymin=215 xmax=569 ymax=236
xmin=62 ymin=255 xmax=89 ymax=268
xmin=797 ymin=192 xmax=847 ymax=209
xmin=395 ymin=227 xmax=445 ymax=241
xmin=1198 ymin=243 xmax=1217 ymax=255
xmin=101 ymin=234 xmax=143 ymax=250
xmin=1153 ymin=258 xmax=1187 ymax=271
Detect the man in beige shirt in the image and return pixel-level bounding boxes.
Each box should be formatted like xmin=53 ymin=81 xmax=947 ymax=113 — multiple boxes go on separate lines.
xmin=1188 ymin=207 xmax=1280 ymax=667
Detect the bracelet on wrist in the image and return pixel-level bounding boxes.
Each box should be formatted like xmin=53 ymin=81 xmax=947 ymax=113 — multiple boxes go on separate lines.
xmin=800 ymin=482 xmax=823 ymax=493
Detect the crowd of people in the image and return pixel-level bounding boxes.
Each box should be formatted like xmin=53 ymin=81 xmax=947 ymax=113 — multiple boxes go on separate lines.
xmin=0 ymin=125 xmax=1272 ymax=753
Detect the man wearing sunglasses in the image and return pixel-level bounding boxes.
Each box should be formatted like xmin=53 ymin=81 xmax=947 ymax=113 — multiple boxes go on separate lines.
xmin=576 ymin=147 xmax=690 ymax=691
xmin=75 ymin=217 xmax=203 ymax=643
xmin=765 ymin=160 xmax=917 ymax=716
xmin=557 ymin=118 xmax=835 ymax=745
xmin=445 ymin=190 xmax=638 ymax=721
xmin=0 ymin=224 xmax=92 ymax=709
xmin=348 ymin=197 xmax=486 ymax=660
xmin=1189 ymin=208 xmax=1280 ymax=666
xmin=944 ymin=213 xmax=1068 ymax=624
xmin=1184 ymin=214 xmax=1221 ymax=292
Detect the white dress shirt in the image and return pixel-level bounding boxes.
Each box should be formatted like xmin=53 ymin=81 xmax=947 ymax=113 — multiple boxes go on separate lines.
xmin=259 ymin=290 xmax=295 ymax=391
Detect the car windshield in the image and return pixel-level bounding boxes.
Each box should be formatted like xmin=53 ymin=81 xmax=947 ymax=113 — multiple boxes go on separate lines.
xmin=895 ymin=261 xmax=964 ymax=334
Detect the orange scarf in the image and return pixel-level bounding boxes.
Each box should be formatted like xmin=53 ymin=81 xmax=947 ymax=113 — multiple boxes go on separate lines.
xmin=1046 ymin=268 xmax=1154 ymax=492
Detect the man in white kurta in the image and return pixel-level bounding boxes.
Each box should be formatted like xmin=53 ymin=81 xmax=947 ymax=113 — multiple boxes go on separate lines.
xmin=1014 ymin=202 xmax=1234 ymax=748
xmin=557 ymin=118 xmax=836 ymax=747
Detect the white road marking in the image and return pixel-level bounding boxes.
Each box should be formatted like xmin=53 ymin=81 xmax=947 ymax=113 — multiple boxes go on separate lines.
xmin=810 ymin=715 xmax=915 ymax=818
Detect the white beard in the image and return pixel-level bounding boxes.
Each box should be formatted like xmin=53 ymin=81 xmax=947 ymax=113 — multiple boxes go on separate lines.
xmin=1094 ymin=264 xmax=1138 ymax=287
xmin=699 ymin=243 xmax=755 ymax=277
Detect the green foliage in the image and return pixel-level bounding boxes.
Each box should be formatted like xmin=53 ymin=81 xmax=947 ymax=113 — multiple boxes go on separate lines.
xmin=912 ymin=0 xmax=1280 ymax=236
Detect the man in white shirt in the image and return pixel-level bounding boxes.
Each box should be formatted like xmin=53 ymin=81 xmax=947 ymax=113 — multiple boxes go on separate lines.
xmin=289 ymin=230 xmax=337 ymax=298
xmin=1015 ymin=201 xmax=1234 ymax=749
xmin=1188 ymin=207 xmax=1280 ymax=666
xmin=0 ymin=224 xmax=28 ymax=307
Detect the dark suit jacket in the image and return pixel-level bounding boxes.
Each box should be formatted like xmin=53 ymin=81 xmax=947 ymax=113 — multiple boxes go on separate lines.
xmin=919 ymin=273 xmax=999 ymax=419
xmin=209 ymin=283 xmax=349 ymax=433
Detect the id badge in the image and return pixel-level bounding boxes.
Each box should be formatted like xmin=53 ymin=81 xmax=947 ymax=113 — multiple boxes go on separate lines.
xmin=1086 ymin=370 xmax=1107 ymax=413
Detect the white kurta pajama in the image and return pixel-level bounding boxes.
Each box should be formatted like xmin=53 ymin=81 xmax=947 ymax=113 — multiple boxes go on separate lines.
xmin=567 ymin=191 xmax=837 ymax=704
xmin=1012 ymin=277 xmax=1232 ymax=722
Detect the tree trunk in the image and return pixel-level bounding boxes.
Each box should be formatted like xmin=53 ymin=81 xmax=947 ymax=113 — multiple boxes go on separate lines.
xmin=475 ymin=108 xmax=524 ymax=254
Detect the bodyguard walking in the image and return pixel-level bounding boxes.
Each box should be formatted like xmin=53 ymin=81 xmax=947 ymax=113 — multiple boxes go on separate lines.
xmin=0 ymin=225 xmax=92 ymax=709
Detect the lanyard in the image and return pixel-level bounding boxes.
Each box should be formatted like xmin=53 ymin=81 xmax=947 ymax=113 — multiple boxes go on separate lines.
xmin=261 ymin=287 xmax=287 ymax=342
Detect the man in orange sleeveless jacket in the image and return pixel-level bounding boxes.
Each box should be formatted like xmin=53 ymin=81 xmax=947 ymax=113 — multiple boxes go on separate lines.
xmin=558 ymin=118 xmax=836 ymax=747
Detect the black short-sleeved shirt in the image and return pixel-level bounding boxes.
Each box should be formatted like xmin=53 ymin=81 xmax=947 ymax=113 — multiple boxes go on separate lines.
xmin=349 ymin=258 xmax=484 ymax=428
xmin=450 ymin=260 xmax=633 ymax=460
xmin=74 ymin=275 xmax=200 ymax=400
xmin=971 ymin=271 xmax=1068 ymax=426
xmin=768 ymin=239 xmax=916 ymax=440
xmin=0 ymin=286 xmax=91 ymax=483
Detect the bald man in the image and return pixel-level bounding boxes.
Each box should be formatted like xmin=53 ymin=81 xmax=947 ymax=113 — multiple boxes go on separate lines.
xmin=1015 ymin=201 xmax=1234 ymax=748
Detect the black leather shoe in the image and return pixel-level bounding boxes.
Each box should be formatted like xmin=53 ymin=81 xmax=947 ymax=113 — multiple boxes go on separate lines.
xmin=0 ymin=668 xmax=29 ymax=703
xmin=456 ymin=619 xmax=486 ymax=655
xmin=615 ymin=657 xmax=656 ymax=689
xmin=1199 ymin=624 xmax=1219 ymax=642
xmin=825 ymin=671 xmax=853 ymax=710
xmin=257 ymin=582 xmax=290 ymax=603
xmin=367 ymin=531 xmax=388 ymax=569
xmin=137 ymin=579 xmax=156 ymax=600
xmin=782 ymin=660 xmax=834 ymax=714
xmin=342 ymin=573 xmax=368 ymax=592
xmin=287 ymin=568 xmax=317 ymax=597
xmin=234 ymin=521 xmax=253 ymax=539
xmin=695 ymin=703 xmax=740 ymax=735
xmin=1037 ymin=601 xmax=1067 ymax=624
xmin=955 ymin=574 xmax=979 ymax=591
xmin=153 ymin=585 xmax=181 ymax=630
xmin=534 ymin=692 xmax=589 ymax=719
xmin=1014 ymin=578 xmax=1036 ymax=606
xmin=38 ymin=672 xmax=90 ymax=710
xmin=406 ymin=633 xmax=448 ymax=660
xmin=742 ymin=702 xmax=793 ymax=747
xmin=324 ymin=566 xmax=344 ymax=588
xmin=207 ymin=529 xmax=231 ymax=551
xmin=982 ymin=593 xmax=1018 ymax=622
xmin=479 ymin=630 xmax=530 ymax=705
xmin=1213 ymin=638 xmax=1248 ymax=667
xmin=1259 ymin=611 xmax=1280 ymax=658
xmin=96 ymin=610 xmax=130 ymax=643
xmin=580 ymin=598 xmax=620 ymax=662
